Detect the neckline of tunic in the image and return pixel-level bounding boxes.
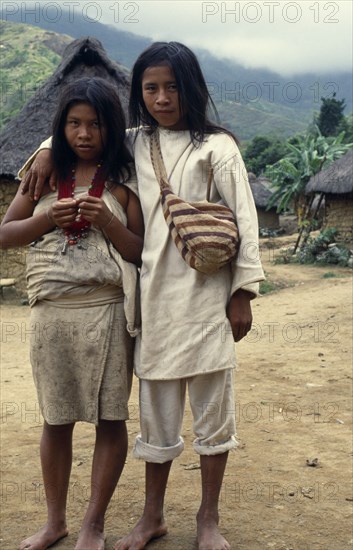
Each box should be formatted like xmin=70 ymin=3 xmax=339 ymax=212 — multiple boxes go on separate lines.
xmin=158 ymin=127 xmax=190 ymax=138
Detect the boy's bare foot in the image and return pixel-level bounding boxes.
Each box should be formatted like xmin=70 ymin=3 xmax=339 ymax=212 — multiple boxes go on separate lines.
xmin=74 ymin=523 xmax=105 ymax=550
xmin=114 ymin=516 xmax=168 ymax=550
xmin=197 ymin=518 xmax=231 ymax=550
xmin=19 ymin=523 xmax=68 ymax=550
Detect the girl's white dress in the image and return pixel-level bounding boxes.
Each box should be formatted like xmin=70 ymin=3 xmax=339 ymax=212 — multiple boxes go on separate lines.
xmin=25 ymin=186 xmax=139 ymax=425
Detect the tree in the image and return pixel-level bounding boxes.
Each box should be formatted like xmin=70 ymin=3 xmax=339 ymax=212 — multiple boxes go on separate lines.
xmin=317 ymin=93 xmax=346 ymax=137
xmin=243 ymin=135 xmax=287 ymax=176
xmin=337 ymin=113 xmax=353 ymax=144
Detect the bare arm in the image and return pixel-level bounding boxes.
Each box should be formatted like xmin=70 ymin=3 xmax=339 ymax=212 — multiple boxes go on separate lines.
xmin=0 ymin=187 xmax=55 ymax=248
xmin=0 ymin=182 xmax=82 ymax=249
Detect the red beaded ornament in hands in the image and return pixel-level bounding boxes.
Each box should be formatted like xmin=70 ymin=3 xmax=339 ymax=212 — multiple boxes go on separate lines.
xmin=58 ymin=162 xmax=106 ymax=254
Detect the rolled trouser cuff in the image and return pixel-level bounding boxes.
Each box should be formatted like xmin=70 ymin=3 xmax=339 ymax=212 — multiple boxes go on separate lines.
xmin=193 ymin=435 xmax=238 ymax=456
xmin=133 ymin=434 xmax=185 ymax=463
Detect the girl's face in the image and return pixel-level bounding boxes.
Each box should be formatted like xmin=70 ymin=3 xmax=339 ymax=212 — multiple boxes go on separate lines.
xmin=141 ymin=64 xmax=187 ymax=130
xmin=64 ymin=102 xmax=107 ymax=163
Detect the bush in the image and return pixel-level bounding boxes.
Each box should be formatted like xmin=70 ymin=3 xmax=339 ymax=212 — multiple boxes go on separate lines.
xmin=297 ymin=228 xmax=352 ymax=266
xmin=316 ymin=246 xmax=351 ymax=266
xmin=274 ymin=228 xmax=352 ymax=267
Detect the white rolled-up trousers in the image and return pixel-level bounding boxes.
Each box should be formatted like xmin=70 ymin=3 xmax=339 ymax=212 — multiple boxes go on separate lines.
xmin=134 ymin=369 xmax=238 ymax=463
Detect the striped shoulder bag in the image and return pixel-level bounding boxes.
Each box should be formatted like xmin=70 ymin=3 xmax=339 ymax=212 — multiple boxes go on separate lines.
xmin=150 ymin=131 xmax=239 ymax=274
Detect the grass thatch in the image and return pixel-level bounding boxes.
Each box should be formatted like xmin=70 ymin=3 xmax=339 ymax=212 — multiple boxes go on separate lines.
xmin=306 ymin=148 xmax=353 ymax=195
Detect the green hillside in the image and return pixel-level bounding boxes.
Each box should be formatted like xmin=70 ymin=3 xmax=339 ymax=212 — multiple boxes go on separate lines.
xmin=217 ymin=98 xmax=310 ymax=143
xmin=0 ymin=21 xmax=72 ymax=128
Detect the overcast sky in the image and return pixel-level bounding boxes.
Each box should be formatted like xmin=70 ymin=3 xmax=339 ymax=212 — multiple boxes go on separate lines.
xmin=100 ymin=0 xmax=352 ymax=75
xmin=4 ymin=0 xmax=353 ymax=75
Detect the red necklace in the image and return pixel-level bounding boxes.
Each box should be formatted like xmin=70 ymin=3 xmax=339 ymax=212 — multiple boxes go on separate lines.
xmin=58 ymin=162 xmax=106 ymax=254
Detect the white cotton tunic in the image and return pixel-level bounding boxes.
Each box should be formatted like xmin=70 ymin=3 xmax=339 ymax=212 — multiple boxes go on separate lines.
xmin=126 ymin=128 xmax=265 ymax=380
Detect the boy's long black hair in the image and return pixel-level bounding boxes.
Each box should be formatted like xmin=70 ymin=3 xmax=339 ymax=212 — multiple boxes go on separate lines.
xmin=129 ymin=41 xmax=238 ymax=145
xmin=52 ymin=77 xmax=132 ymax=182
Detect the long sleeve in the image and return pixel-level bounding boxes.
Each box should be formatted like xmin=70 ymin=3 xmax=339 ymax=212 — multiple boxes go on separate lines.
xmin=211 ymin=138 xmax=265 ymax=298
xmin=18 ymin=137 xmax=53 ymax=179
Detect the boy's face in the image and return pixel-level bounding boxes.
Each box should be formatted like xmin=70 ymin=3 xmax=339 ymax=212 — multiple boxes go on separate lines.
xmin=64 ymin=102 xmax=107 ymax=163
xmin=141 ymin=64 xmax=187 ymax=130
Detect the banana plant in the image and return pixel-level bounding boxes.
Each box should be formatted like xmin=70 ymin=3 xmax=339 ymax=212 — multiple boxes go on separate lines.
xmin=265 ymin=126 xmax=352 ymax=215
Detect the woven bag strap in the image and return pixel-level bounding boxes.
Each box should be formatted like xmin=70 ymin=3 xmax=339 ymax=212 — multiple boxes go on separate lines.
xmin=206 ymin=166 xmax=214 ymax=202
xmin=150 ymin=130 xmax=213 ymax=200
xmin=150 ymin=131 xmax=169 ymax=190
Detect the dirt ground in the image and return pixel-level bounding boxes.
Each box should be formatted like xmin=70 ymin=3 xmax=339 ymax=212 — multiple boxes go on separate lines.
xmin=1 ymin=234 xmax=352 ymax=550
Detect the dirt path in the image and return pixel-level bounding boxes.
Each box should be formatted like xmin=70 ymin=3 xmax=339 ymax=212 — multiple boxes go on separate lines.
xmin=1 ymin=236 xmax=352 ymax=549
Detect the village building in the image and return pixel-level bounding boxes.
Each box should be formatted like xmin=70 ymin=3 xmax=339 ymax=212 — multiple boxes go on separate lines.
xmin=0 ymin=36 xmax=130 ymax=296
xmin=247 ymin=172 xmax=280 ymax=230
xmin=305 ymin=148 xmax=353 ymax=244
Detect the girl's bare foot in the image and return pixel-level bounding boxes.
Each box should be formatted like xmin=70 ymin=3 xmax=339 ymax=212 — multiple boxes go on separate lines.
xmin=74 ymin=522 xmax=105 ymax=550
xmin=114 ymin=516 xmax=168 ymax=550
xmin=19 ymin=523 xmax=68 ymax=550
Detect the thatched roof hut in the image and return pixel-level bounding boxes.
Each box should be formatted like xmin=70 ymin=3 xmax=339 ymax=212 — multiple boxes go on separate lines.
xmin=305 ymin=149 xmax=353 ymax=243
xmin=306 ymin=148 xmax=353 ymax=195
xmin=248 ymin=173 xmax=273 ymax=207
xmin=248 ymin=173 xmax=280 ymax=229
xmin=0 ymin=36 xmax=130 ymax=178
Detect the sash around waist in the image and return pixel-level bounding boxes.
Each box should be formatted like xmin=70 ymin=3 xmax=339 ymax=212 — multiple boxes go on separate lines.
xmin=37 ymin=285 xmax=124 ymax=309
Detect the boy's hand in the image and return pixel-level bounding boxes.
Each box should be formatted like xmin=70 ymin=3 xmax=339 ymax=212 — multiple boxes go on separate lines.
xmin=226 ymin=289 xmax=253 ymax=342
xmin=20 ymin=149 xmax=57 ymax=201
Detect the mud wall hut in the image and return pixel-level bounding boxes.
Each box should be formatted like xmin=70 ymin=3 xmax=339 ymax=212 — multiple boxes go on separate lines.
xmin=0 ymin=37 xmax=131 ymax=295
xmin=306 ymin=148 xmax=353 ymax=243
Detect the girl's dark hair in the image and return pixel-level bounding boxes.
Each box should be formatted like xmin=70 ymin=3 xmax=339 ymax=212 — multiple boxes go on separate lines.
xmin=129 ymin=41 xmax=238 ymax=145
xmin=52 ymin=77 xmax=132 ymax=182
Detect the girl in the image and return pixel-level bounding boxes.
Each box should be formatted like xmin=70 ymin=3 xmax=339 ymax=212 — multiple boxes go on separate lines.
xmin=20 ymin=42 xmax=264 ymax=550
xmin=0 ymin=77 xmax=144 ymax=550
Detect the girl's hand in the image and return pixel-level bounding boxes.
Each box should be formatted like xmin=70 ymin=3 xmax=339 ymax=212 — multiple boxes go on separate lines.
xmin=50 ymin=198 xmax=78 ymax=229
xmin=226 ymin=289 xmax=253 ymax=342
xmin=76 ymin=196 xmax=113 ymax=229
xmin=20 ymin=149 xmax=57 ymax=201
